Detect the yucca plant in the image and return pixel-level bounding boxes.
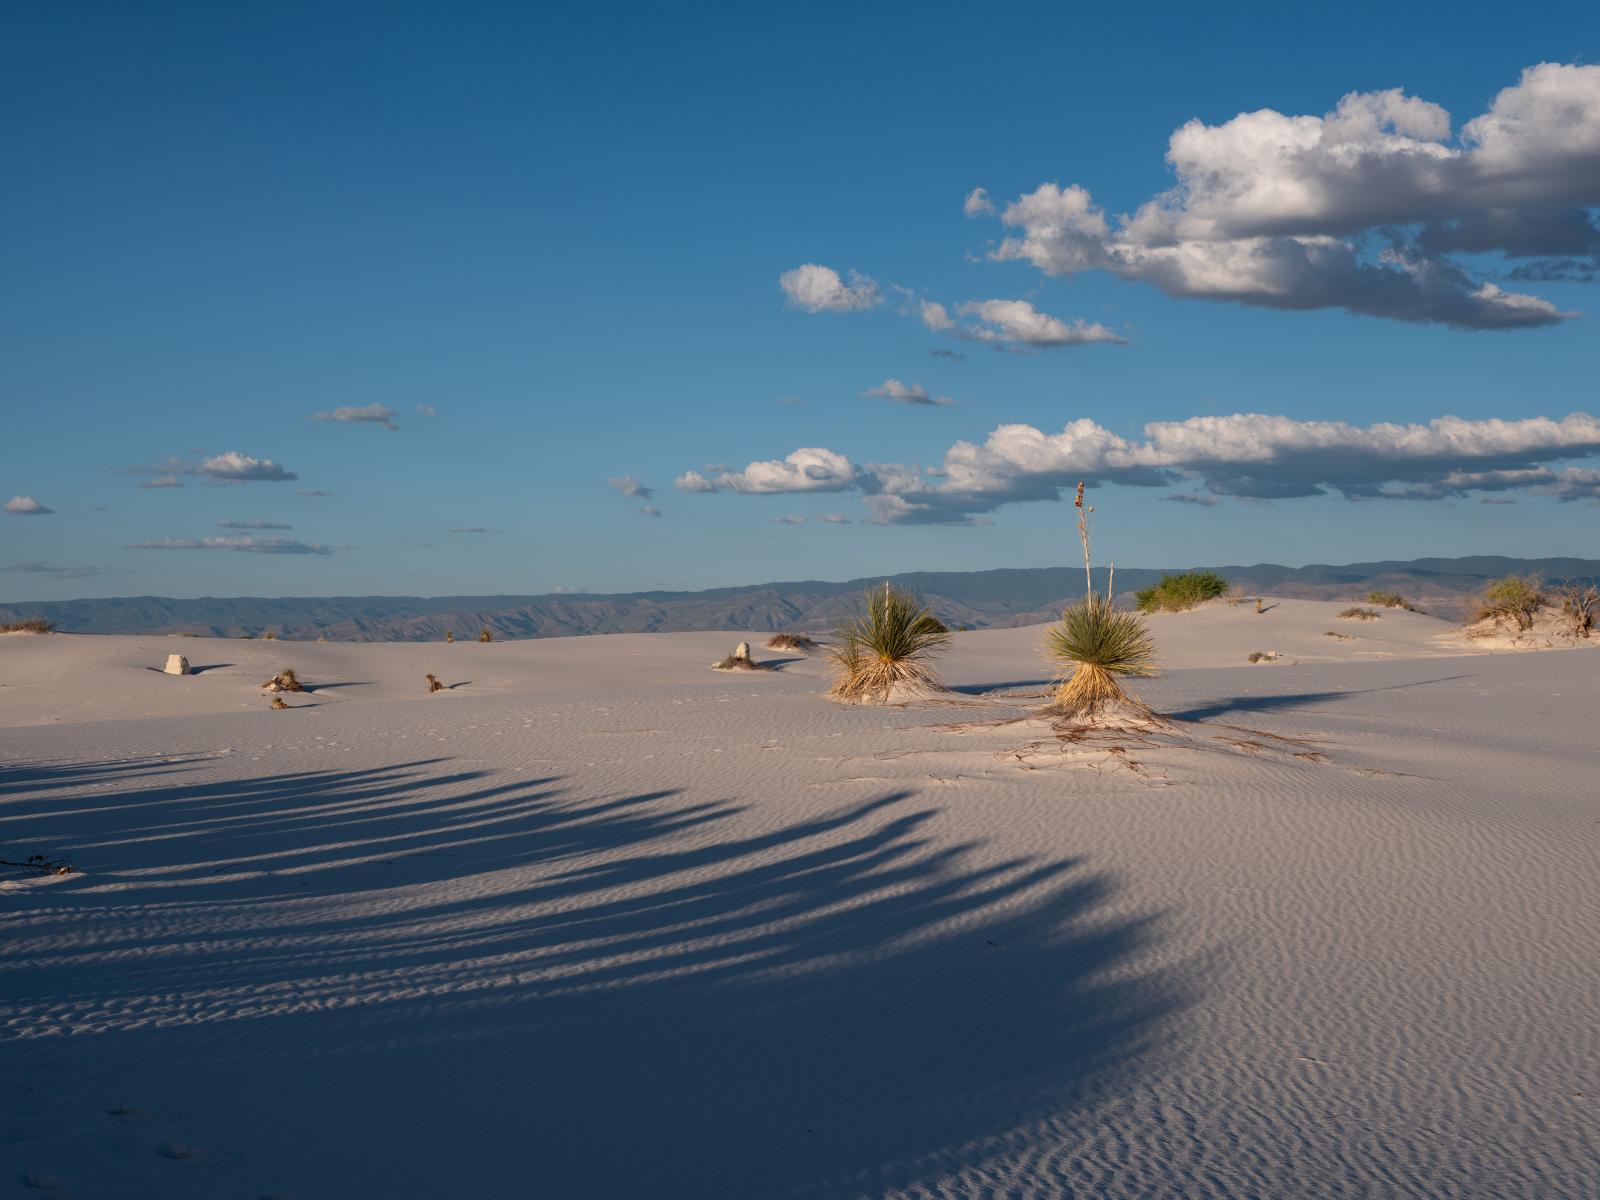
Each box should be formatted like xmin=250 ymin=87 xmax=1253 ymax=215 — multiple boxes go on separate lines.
xmin=1044 ymin=482 xmax=1160 ymax=723
xmin=827 ymin=581 xmax=951 ymax=703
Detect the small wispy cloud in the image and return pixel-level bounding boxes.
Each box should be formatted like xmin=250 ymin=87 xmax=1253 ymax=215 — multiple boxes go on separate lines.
xmin=609 ymin=475 xmax=654 ymax=499
xmin=131 ymin=452 xmax=298 ymax=483
xmin=818 ymin=513 xmax=852 ymax=524
xmin=639 ymin=505 xmax=662 ymax=518
xmin=1163 ymin=493 xmax=1222 ymax=506
xmin=864 ymin=378 xmax=953 ymax=407
xmin=140 ymin=476 xmax=183 ymax=489
xmin=963 ymin=187 xmax=995 ymax=217
xmin=130 ymin=536 xmax=334 ymax=555
xmin=0 ymin=560 xmax=110 ymax=578
xmin=448 ymin=527 xmax=505 ymax=534
xmin=416 ymin=404 xmax=438 ymax=417
xmin=929 ymin=348 xmax=966 ymax=361
xmin=4 ymin=495 xmax=53 ymax=516
xmin=297 ymin=489 xmax=332 ymax=497
xmin=217 ymin=520 xmax=292 ymax=530
xmin=311 ymin=404 xmax=399 ymax=431
xmin=770 ymin=514 xmax=806 ymax=524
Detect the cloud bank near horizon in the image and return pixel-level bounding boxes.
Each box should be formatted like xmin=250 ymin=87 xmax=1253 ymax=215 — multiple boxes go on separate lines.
xmin=676 ymin=411 xmax=1600 ymax=523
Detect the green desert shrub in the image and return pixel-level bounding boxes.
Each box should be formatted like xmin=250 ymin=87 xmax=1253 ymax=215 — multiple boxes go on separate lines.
xmin=1366 ymin=590 xmax=1416 ymax=611
xmin=1135 ymin=571 xmax=1229 ymax=613
xmin=1339 ymin=606 xmax=1380 ymax=620
xmin=1473 ymin=575 xmax=1546 ymax=632
xmin=828 ymin=582 xmax=950 ymax=703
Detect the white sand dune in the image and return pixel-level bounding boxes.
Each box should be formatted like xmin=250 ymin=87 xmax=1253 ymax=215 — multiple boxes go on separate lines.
xmin=2 ymin=600 xmax=1596 ymax=1198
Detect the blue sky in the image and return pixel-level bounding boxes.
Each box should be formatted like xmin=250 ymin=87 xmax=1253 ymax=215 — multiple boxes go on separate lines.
xmin=4 ymin=1 xmax=1598 ymax=601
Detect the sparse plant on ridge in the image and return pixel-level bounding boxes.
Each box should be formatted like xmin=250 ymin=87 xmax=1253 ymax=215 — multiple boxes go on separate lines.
xmin=1472 ymin=575 xmax=1546 ymax=632
xmin=827 ymin=581 xmax=951 ymax=703
xmin=1550 ymin=581 xmax=1597 ymax=638
xmin=1135 ymin=571 xmax=1229 ymax=613
xmin=262 ymin=667 xmax=304 ymax=693
xmin=0 ymin=617 xmax=53 ymax=634
xmin=478 ymin=627 xmax=492 ymax=643
xmin=446 ymin=630 xmax=455 ymax=644
xmin=1366 ymin=590 xmax=1417 ymax=611
xmin=1044 ymin=483 xmax=1159 ymax=724
xmin=1339 ymin=606 xmax=1380 ymax=621
xmin=426 ymin=673 xmax=445 ymax=692
xmin=766 ymin=633 xmax=819 ymax=652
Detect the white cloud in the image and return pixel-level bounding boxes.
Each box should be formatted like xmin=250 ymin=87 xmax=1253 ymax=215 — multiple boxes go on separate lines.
xmin=140 ymin=476 xmax=183 ymax=489
xmin=920 ymin=301 xmax=954 ymax=331
xmin=130 ymin=536 xmax=334 ymax=554
xmin=639 ymin=505 xmax=662 ymax=518
xmin=770 ymin=514 xmax=806 ymax=524
xmin=674 ymin=470 xmax=717 ymax=493
xmin=779 ymin=264 xmax=882 ymax=313
xmin=416 ymin=404 xmax=438 ymax=417
xmin=198 ymin=452 xmax=298 ymax=482
xmin=297 ymin=489 xmax=332 ymax=497
xmin=679 ymin=410 xmax=1600 ymax=523
xmin=864 ymin=378 xmax=952 ymax=406
xmin=953 ymin=299 xmax=1125 ymax=349
xmin=963 ymin=187 xmax=995 ymax=217
xmin=818 ymin=513 xmax=852 ymax=524
xmin=4 ymin=495 xmax=53 ymax=516
xmin=984 ymin=63 xmax=1600 ymax=328
xmin=218 ymin=520 xmax=292 ymax=530
xmin=311 ymin=404 xmax=399 ymax=431
xmin=608 ymin=475 xmax=654 ymax=499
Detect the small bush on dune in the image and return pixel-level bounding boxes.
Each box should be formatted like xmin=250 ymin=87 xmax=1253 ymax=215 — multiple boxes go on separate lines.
xmin=766 ymin=633 xmax=819 ymax=652
xmin=1135 ymin=571 xmax=1229 ymax=613
xmin=269 ymin=696 xmax=289 ymax=710
xmin=828 ymin=582 xmax=950 ymax=703
xmin=1045 ymin=483 xmax=1160 ymax=723
xmin=1324 ymin=630 xmax=1354 ymax=640
xmin=426 ymin=673 xmax=445 ymax=693
xmin=713 ymin=641 xmax=772 ymax=671
xmin=1247 ymin=651 xmax=1280 ymax=663
xmin=0 ymin=617 xmax=53 ymax=634
xmin=1366 ymin=590 xmax=1416 ymax=611
xmin=1551 ymin=581 xmax=1598 ymax=638
xmin=478 ymin=628 xmax=493 ymax=643
xmin=1473 ymin=574 xmax=1546 ymax=632
xmin=262 ymin=668 xmax=304 ymax=693
xmin=1339 ymin=607 xmax=1380 ymax=620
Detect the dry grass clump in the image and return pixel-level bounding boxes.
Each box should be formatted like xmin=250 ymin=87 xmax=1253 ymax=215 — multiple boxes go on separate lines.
xmin=0 ymin=852 xmax=75 ymax=877
xmin=1246 ymin=651 xmax=1280 ymax=663
xmin=766 ymin=633 xmax=819 ymax=652
xmin=1472 ymin=574 xmax=1546 ymax=631
xmin=1135 ymin=570 xmax=1229 ymax=613
xmin=269 ymin=696 xmax=289 ymax=710
xmin=1339 ymin=606 xmax=1380 ymax=620
xmin=1044 ymin=483 xmax=1159 ymax=724
xmin=827 ymin=582 xmax=950 ymax=703
xmin=478 ymin=628 xmax=492 ymax=643
xmin=261 ymin=668 xmax=305 ymax=693
xmin=446 ymin=630 xmax=455 ymax=643
xmin=1551 ymin=581 xmax=1598 ymax=638
xmin=426 ymin=673 xmax=445 ymax=693
xmin=1324 ymin=630 xmax=1354 ymax=640
xmin=0 ymin=617 xmax=53 ymax=634
xmin=1366 ymin=590 xmax=1417 ymax=611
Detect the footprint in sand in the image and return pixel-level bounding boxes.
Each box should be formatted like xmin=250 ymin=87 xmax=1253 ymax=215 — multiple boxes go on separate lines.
xmin=16 ymin=1167 xmax=72 ymax=1195
xmin=105 ymin=1105 xmax=155 ymax=1125
xmin=155 ymin=1141 xmax=217 ymax=1166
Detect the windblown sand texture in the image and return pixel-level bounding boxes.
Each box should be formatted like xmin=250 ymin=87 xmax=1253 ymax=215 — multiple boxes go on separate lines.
xmin=2 ymin=599 xmax=1595 ymax=1198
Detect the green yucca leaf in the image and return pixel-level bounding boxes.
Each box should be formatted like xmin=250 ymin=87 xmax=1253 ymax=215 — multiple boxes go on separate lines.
xmin=1046 ymin=594 xmax=1158 ymax=679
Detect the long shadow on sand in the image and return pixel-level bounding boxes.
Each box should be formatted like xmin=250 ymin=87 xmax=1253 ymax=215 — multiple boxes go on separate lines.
xmin=4 ymin=755 xmax=1193 ymax=1199
xmin=1166 ymin=673 xmax=1474 ymax=722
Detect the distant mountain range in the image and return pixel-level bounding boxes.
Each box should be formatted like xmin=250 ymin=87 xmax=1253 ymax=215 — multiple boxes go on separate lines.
xmin=5 ymin=556 xmax=1597 ymax=641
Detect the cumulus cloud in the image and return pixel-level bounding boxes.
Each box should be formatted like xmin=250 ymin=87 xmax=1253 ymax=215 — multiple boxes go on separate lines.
xmin=4 ymin=495 xmax=52 ymax=516
xmin=982 ymin=63 xmax=1600 ymax=328
xmin=218 ymin=520 xmax=291 ymax=530
xmin=639 ymin=505 xmax=662 ymax=518
xmin=953 ymin=299 xmax=1125 ymax=349
xmin=770 ymin=514 xmax=806 ymax=524
xmin=608 ymin=475 xmax=654 ymax=499
xmin=311 ymin=404 xmax=399 ymax=431
xmin=133 ymin=452 xmax=299 ymax=483
xmin=130 ymin=536 xmax=334 ymax=554
xmin=864 ymin=378 xmax=953 ymax=406
xmin=677 ymin=410 xmax=1600 ymax=523
xmin=674 ymin=471 xmax=717 ymax=493
xmin=1 ymin=560 xmax=109 ymax=578
xmin=963 ymin=187 xmax=996 ymax=217
xmin=779 ymin=264 xmax=882 ymax=313
xmin=140 ymin=476 xmax=183 ymax=489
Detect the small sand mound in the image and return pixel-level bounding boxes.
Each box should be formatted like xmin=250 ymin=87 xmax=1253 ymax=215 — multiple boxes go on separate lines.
xmin=1456 ymin=608 xmax=1599 ymax=651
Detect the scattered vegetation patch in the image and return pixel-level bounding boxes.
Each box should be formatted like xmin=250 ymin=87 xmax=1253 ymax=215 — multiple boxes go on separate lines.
xmin=1247 ymin=651 xmax=1281 ymax=663
xmin=1472 ymin=574 xmax=1546 ymax=632
xmin=445 ymin=630 xmax=455 ymax=643
xmin=269 ymin=696 xmax=289 ymax=710
xmin=0 ymin=617 xmax=53 ymax=634
xmin=1552 ymin=581 xmax=1598 ymax=638
xmin=478 ymin=628 xmax=493 ymax=643
xmin=1135 ymin=570 xmax=1229 ymax=613
xmin=1366 ymin=590 xmax=1417 ymax=611
xmin=1339 ymin=607 xmax=1380 ymax=620
xmin=1324 ymin=631 xmax=1354 ymax=640
xmin=1045 ymin=483 xmax=1159 ymax=723
xmin=766 ymin=633 xmax=819 ymax=652
xmin=426 ymin=673 xmax=445 ymax=692
xmin=828 ymin=582 xmax=950 ymax=703
xmin=261 ymin=668 xmax=304 ymax=693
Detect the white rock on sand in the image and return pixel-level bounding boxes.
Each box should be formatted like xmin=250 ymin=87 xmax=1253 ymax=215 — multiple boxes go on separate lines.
xmin=1 ymin=599 xmax=1595 ymax=1199
xmin=162 ymin=653 xmax=190 ymax=676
